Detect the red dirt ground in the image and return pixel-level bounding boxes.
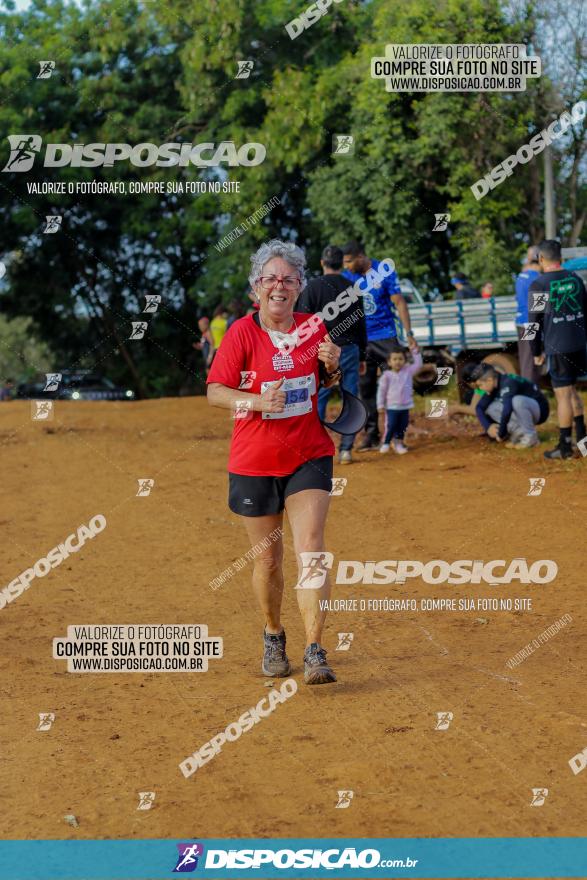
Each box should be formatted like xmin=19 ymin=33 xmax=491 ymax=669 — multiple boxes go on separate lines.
xmin=1 ymin=396 xmax=586 ymax=878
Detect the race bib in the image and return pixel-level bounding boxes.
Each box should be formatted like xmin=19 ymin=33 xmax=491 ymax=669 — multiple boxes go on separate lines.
xmin=261 ymin=374 xmax=316 ymax=420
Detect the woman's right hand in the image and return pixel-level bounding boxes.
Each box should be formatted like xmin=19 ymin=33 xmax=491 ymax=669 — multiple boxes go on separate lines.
xmin=258 ymin=377 xmax=286 ymax=413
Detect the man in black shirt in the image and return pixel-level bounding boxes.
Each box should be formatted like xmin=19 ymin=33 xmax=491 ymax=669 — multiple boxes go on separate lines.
xmin=296 ymin=245 xmax=367 ymax=464
xmin=528 ymin=239 xmax=587 ymax=459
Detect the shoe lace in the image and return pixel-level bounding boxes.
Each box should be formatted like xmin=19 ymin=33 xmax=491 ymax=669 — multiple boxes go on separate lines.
xmin=266 ymin=636 xmax=285 ymax=659
xmin=306 ymin=646 xmax=327 ymax=666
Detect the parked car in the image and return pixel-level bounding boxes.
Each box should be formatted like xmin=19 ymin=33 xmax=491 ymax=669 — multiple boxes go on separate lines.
xmin=17 ymin=371 xmax=135 ymax=401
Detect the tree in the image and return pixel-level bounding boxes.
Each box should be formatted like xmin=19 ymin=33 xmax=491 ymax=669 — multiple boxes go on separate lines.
xmin=0 ymin=313 xmax=53 ymax=381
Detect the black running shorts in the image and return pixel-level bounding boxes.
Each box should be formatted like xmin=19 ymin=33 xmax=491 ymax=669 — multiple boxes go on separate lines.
xmin=547 ymin=349 xmax=587 ymax=387
xmin=228 ymin=456 xmax=333 ymax=517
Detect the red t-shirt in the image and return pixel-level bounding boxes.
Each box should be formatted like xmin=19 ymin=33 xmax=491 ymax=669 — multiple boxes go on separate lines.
xmin=206 ymin=312 xmax=335 ymax=476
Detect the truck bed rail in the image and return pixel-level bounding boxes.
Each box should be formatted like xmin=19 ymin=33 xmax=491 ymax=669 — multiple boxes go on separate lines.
xmin=403 ymin=296 xmax=518 ymax=351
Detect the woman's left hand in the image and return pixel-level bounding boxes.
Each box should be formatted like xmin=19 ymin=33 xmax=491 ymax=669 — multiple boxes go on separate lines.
xmin=318 ymin=333 xmax=341 ymax=374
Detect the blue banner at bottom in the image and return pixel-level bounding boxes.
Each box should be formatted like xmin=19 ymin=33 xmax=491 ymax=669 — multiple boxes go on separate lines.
xmin=1 ymin=838 xmax=587 ymax=879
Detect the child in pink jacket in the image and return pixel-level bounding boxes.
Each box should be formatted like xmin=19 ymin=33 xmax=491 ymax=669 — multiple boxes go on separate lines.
xmin=376 ymin=346 xmax=423 ymax=454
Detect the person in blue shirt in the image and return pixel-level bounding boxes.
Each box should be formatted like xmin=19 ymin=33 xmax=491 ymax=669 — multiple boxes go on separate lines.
xmin=342 ymin=240 xmax=418 ymax=450
xmin=515 ymin=246 xmax=541 ymax=383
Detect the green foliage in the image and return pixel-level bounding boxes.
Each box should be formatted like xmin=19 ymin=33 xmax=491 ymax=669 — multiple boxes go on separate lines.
xmin=0 ymin=0 xmax=584 ymax=394
xmin=0 ymin=313 xmax=53 ymax=381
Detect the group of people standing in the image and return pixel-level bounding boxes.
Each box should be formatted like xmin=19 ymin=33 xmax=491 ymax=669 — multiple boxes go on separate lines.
xmin=295 ymin=241 xmax=420 ymax=462
xmin=464 ymin=240 xmax=587 ymax=459
xmin=518 ymin=239 xmax=586 ymax=459
xmin=204 ymin=236 xmax=586 ymax=690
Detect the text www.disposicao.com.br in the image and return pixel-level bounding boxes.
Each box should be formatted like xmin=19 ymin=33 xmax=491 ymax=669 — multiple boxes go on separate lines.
xmin=71 ymin=657 xmax=200 ymax=671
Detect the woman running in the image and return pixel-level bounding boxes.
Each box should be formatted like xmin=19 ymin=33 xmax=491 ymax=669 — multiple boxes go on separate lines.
xmin=207 ymin=239 xmax=341 ymax=684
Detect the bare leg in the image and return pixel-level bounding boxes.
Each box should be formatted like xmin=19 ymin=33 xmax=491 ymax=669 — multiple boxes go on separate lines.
xmin=241 ymin=513 xmax=284 ymax=634
xmin=285 ymin=489 xmax=331 ymax=646
xmin=571 ymin=386 xmax=584 ymax=418
xmin=554 ymin=385 xmax=574 ymax=428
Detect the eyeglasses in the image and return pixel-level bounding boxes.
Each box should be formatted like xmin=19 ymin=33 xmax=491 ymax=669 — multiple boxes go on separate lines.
xmin=258 ymin=275 xmax=300 ymax=290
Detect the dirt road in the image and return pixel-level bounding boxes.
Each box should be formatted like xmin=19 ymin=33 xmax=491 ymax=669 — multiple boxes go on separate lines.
xmin=1 ymin=397 xmax=586 ymax=849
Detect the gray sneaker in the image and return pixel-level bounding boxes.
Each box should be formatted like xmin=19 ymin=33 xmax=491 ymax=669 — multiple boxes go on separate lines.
xmin=262 ymin=629 xmax=291 ymax=677
xmin=303 ymin=642 xmax=337 ymax=685
xmin=506 ymin=433 xmax=539 ymax=449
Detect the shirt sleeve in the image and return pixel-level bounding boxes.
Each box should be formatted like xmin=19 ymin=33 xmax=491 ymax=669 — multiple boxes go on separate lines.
xmin=407 ymin=350 xmax=423 ymax=374
xmin=579 ymin=275 xmax=587 ymax=319
xmin=527 ymin=278 xmax=544 ymax=356
xmin=376 ymin=373 xmax=388 ymax=410
xmin=497 ymin=387 xmax=515 ymax=439
xmin=385 ymin=270 xmax=402 ymax=297
xmin=475 ymin=394 xmax=494 ymax=432
xmin=206 ymin=322 xmax=246 ymax=388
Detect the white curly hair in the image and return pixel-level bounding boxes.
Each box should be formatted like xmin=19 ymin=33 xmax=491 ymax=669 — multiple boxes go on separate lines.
xmin=248 ymin=239 xmax=307 ymax=292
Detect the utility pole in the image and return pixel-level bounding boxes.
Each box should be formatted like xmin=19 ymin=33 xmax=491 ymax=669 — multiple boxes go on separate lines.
xmin=544 ymin=145 xmax=557 ymax=238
